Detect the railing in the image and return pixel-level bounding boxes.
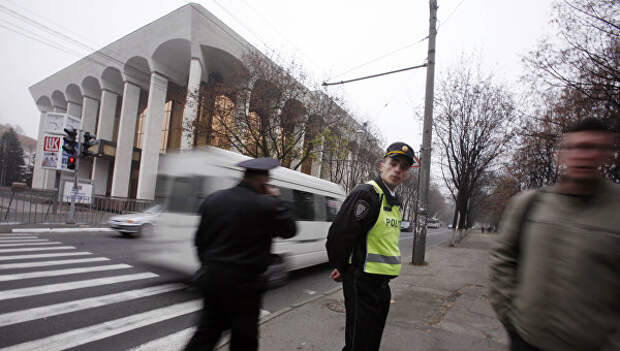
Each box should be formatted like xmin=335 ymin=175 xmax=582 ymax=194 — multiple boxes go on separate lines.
xmin=0 ymin=185 xmax=155 ymax=225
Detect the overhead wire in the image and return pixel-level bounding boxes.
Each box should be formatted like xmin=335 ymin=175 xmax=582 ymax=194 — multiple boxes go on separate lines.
xmin=238 ymin=0 xmax=326 ymax=75
xmin=0 ymin=2 xmax=190 ymax=88
xmin=327 ymin=0 xmax=466 ymax=83
xmin=209 ymin=0 xmax=273 ymax=52
xmin=329 ymin=36 xmax=429 ymax=81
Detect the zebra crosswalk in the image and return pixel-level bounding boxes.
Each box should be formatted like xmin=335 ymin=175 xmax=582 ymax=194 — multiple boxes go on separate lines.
xmin=0 ymin=232 xmax=239 ymax=350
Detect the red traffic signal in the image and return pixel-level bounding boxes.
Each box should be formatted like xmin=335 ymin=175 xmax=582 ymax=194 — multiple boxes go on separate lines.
xmin=67 ymin=156 xmax=76 ymax=170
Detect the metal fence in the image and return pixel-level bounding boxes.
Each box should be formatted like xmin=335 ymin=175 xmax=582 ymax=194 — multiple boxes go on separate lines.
xmin=0 ymin=186 xmax=155 ymax=225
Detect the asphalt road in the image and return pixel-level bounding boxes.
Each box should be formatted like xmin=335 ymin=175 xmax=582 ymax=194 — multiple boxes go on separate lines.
xmin=0 ymin=227 xmax=452 ymax=350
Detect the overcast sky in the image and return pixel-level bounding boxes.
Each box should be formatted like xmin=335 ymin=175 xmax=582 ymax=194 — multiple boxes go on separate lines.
xmin=0 ymin=0 xmax=556 ymax=155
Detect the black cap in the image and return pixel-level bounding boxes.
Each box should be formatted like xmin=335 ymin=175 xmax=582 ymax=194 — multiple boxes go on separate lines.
xmin=384 ymin=142 xmax=415 ymax=166
xmin=237 ymin=157 xmax=280 ymax=175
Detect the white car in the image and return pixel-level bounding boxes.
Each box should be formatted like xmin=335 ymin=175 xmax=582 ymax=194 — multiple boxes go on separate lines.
xmin=427 ymin=220 xmax=441 ymax=229
xmin=108 ymin=205 xmax=161 ymax=237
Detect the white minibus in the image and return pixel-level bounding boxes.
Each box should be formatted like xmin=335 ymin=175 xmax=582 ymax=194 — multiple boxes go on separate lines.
xmin=139 ymin=146 xmax=345 ymax=276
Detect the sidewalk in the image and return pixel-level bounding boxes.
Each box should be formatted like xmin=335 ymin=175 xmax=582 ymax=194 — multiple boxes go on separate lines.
xmin=256 ymin=232 xmax=507 ymax=351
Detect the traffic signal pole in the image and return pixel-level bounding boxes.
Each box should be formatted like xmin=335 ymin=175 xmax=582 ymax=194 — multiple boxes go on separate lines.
xmin=67 ymin=129 xmax=82 ymax=224
xmin=412 ymin=0 xmax=437 ymax=265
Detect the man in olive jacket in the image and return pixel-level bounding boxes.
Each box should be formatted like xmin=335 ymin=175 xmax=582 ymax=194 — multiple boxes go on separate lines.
xmin=489 ymin=118 xmax=619 ymax=351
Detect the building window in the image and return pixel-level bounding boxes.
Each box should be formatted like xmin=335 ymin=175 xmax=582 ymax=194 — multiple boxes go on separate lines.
xmin=160 ymin=100 xmax=172 ymax=153
xmin=135 ymin=108 xmax=146 ymax=149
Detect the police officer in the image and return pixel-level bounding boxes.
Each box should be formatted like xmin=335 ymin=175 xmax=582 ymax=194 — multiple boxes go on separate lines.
xmin=326 ymin=142 xmax=415 ymax=351
xmin=185 ymin=157 xmax=297 ymax=351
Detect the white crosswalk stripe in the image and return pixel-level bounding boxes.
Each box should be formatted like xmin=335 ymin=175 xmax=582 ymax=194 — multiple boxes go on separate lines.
xmin=0 ymin=257 xmax=109 ymax=270
xmin=0 ymin=236 xmax=39 ymax=239
xmin=0 ymin=246 xmax=75 ymax=253
xmin=3 ymin=300 xmax=203 ymax=351
xmin=0 ymin=283 xmax=186 ymax=327
xmin=128 ymin=327 xmax=197 ymax=351
xmin=0 ymin=242 xmax=62 ymax=247
xmin=0 ymin=238 xmax=206 ymax=350
xmin=0 ymin=272 xmax=158 ymax=301
xmin=0 ymin=263 xmax=132 ymax=282
xmin=0 ymin=252 xmax=92 ymax=261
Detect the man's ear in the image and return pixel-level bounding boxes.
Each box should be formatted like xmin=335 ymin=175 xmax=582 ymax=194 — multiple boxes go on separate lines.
xmin=379 ymin=161 xmax=384 ymax=172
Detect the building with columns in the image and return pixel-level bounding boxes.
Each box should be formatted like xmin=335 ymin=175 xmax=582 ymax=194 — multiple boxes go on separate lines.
xmin=29 ymin=3 xmax=372 ymax=200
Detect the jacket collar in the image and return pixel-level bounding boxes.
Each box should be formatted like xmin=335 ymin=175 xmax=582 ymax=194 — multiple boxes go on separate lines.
xmin=375 ymin=177 xmax=401 ymax=206
xmin=238 ymin=180 xmax=259 ymax=193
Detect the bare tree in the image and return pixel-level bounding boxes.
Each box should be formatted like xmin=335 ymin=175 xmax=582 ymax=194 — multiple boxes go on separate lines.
xmin=523 ymin=0 xmax=619 ymax=112
xmin=320 ymin=121 xmax=384 ymax=193
xmin=185 ymin=51 xmax=349 ymax=173
xmin=434 ymin=64 xmax=515 ymax=228
xmin=518 ymin=0 xmax=619 ymax=184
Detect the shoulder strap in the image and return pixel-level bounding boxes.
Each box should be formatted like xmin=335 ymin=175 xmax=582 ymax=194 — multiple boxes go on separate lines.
xmin=515 ymin=190 xmax=540 ymax=262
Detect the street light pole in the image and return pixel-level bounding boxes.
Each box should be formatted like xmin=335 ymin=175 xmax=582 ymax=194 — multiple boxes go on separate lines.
xmin=413 ymin=0 xmax=438 ymax=265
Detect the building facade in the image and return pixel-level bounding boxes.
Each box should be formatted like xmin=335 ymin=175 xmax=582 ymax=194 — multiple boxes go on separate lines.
xmin=29 ymin=3 xmax=372 ymax=200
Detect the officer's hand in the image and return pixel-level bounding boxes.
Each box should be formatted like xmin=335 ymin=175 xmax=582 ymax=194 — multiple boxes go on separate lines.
xmin=330 ymin=268 xmax=343 ymax=282
xmin=265 ymin=185 xmax=280 ymax=197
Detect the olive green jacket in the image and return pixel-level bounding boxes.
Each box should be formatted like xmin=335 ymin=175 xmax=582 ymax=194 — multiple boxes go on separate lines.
xmin=489 ymin=182 xmax=620 ymax=351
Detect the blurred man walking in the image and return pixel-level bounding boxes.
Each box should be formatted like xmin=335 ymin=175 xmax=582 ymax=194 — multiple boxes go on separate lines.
xmin=489 ymin=118 xmax=619 ymax=351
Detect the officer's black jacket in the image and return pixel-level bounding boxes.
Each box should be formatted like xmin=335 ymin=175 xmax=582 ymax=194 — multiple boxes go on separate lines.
xmin=326 ymin=177 xmax=401 ymax=274
xmin=194 ymin=181 xmax=296 ymax=274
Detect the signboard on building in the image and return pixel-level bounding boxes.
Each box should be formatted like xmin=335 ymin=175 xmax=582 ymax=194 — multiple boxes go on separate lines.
xmin=60 ymin=178 xmax=94 ymax=204
xmin=40 ymin=113 xmax=81 ymax=171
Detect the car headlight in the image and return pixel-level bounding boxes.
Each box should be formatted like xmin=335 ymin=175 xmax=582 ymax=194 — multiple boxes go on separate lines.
xmin=125 ymin=219 xmax=142 ymax=224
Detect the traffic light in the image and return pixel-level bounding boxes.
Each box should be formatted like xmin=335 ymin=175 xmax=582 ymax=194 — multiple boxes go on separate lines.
xmin=67 ymin=155 xmax=76 ymax=170
xmin=62 ymin=128 xmax=78 ymax=171
xmin=82 ymin=132 xmax=98 ymax=157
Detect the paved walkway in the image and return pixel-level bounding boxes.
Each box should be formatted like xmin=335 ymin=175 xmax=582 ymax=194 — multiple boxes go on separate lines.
xmin=252 ymin=232 xmax=508 ymax=351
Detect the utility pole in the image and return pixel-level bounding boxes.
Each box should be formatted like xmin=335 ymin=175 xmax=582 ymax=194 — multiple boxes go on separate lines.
xmin=412 ymin=0 xmax=438 ymax=265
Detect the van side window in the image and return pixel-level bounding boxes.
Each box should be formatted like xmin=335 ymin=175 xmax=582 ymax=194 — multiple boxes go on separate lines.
xmin=313 ymin=195 xmax=327 ymax=221
xmin=293 ymin=190 xmax=315 ymax=221
xmin=275 ymin=186 xmax=294 ymax=202
xmin=326 ymin=197 xmax=343 ymax=221
xmin=168 ymin=177 xmax=197 ymax=213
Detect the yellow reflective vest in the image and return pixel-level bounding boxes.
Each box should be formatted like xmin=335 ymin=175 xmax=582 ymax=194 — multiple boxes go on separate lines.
xmin=363 ymin=180 xmax=402 ymax=276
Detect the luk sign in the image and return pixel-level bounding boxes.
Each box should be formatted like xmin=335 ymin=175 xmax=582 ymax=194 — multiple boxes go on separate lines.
xmin=43 ymin=136 xmax=60 ymax=152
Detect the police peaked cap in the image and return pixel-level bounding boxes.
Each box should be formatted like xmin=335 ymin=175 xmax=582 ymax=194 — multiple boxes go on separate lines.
xmin=237 ymin=157 xmax=280 ymax=174
xmin=384 ymin=142 xmax=415 ymax=165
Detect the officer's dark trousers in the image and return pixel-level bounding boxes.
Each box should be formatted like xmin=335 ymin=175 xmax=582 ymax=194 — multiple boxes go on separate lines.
xmin=342 ymin=267 xmax=391 ymax=351
xmin=508 ymin=329 xmax=545 ymax=351
xmin=184 ymin=267 xmax=262 ymax=351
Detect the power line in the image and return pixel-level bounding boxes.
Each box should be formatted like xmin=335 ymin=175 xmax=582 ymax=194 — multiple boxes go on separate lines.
xmin=0 ymin=3 xmax=187 ymax=86
xmin=438 ymin=0 xmax=466 ymax=29
xmin=322 ymin=63 xmax=427 ymax=87
xmin=329 ymin=36 xmax=429 ymax=80
xmin=238 ymin=0 xmax=326 ymax=74
xmin=208 ymin=0 xmax=273 ymax=52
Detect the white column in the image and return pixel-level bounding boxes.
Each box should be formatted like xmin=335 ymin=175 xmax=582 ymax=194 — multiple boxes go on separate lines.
xmin=80 ymin=96 xmax=99 ymax=133
xmin=136 ymin=72 xmax=168 ymax=200
xmin=311 ymin=136 xmax=324 ymax=177
xmin=92 ymin=89 xmax=118 ymax=196
xmin=181 ymin=58 xmax=202 ymax=150
xmin=110 ymin=81 xmax=140 ymax=198
xmin=32 ymin=110 xmax=52 ymax=190
xmin=66 ymin=101 xmax=82 ymax=118
xmin=79 ymin=96 xmax=99 ymax=180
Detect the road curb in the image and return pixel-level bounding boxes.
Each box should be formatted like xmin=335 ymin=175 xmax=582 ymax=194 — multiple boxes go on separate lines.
xmin=216 ymin=286 xmax=343 ymax=349
xmin=260 ymin=286 xmax=343 ymax=324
